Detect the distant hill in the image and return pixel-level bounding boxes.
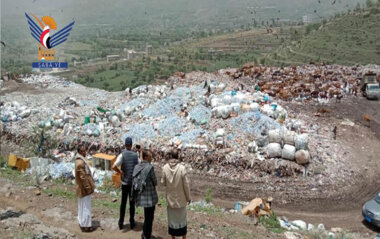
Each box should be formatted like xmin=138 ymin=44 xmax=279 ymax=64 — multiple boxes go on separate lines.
xmin=266 ymin=4 xmax=380 ymax=65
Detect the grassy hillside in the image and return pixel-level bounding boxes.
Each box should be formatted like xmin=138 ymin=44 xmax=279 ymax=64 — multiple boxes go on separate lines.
xmin=1 ymin=0 xmax=365 ymax=73
xmin=266 ymin=4 xmax=380 ymax=65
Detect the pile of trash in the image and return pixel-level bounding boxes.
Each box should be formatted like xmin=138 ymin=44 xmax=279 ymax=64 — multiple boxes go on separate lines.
xmin=264 ymin=129 xmax=310 ymax=165
xmin=22 ymin=74 xmax=72 ymax=88
xmin=1 ymin=73 xmax=309 ymax=183
xmin=0 ymin=101 xmax=32 ymax=122
xmin=125 ymin=84 xmax=169 ymax=98
xmin=228 ymin=64 xmax=380 ymax=102
xmin=4 ymin=65 xmax=374 ymax=181
xmin=24 ymin=155 xmax=115 ymax=188
xmin=278 ymin=217 xmax=341 ymax=238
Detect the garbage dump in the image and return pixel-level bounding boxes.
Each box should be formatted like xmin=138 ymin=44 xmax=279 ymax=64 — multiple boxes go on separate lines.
xmin=2 ymin=64 xmax=377 ymax=183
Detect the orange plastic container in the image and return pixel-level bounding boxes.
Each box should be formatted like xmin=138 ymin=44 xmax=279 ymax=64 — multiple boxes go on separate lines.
xmin=112 ymin=173 xmax=122 ymax=188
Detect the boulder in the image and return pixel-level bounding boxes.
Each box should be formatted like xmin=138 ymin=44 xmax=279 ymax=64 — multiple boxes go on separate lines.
xmin=282 ymin=144 xmax=296 ymax=160
xmin=295 ymin=150 xmax=310 ymax=165
xmin=267 ymin=143 xmax=282 ymax=158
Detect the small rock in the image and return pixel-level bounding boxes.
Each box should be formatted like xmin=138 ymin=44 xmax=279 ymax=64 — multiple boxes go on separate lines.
xmin=112 ymin=198 xmax=117 ymax=203
xmin=35 ymin=190 xmax=41 ymax=196
xmin=5 ymin=192 xmax=12 ymax=198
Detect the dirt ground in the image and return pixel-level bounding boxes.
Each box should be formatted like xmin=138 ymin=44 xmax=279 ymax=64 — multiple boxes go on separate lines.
xmin=0 ymin=175 xmax=280 ymax=239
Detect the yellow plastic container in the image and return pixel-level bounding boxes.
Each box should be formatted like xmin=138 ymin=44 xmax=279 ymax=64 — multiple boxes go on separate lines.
xmin=17 ymin=158 xmax=30 ymax=171
xmin=8 ymin=154 xmax=18 ymax=167
xmin=8 ymin=154 xmax=30 ymax=171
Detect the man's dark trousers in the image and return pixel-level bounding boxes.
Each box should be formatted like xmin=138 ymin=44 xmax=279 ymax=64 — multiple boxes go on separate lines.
xmin=119 ymin=184 xmax=135 ymax=227
xmin=142 ymin=206 xmax=155 ymax=239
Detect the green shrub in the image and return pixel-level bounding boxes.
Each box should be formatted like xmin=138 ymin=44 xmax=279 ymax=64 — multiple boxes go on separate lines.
xmin=0 ymin=156 xmax=6 ymax=167
xmin=205 ymin=187 xmax=212 ymax=203
xmin=258 ymin=212 xmax=285 ymax=234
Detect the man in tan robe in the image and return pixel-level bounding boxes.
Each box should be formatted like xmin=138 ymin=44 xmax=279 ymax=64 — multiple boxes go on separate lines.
xmin=75 ymin=144 xmax=96 ymax=232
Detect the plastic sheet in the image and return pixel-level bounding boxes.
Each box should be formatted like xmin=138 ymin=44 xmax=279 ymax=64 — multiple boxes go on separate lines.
xmin=26 ymin=157 xmax=51 ymax=177
xmin=92 ymin=169 xmax=114 ymax=187
xmin=49 ymin=162 xmax=75 ymax=179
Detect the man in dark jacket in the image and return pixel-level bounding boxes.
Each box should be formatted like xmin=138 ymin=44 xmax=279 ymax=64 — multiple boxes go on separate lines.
xmin=112 ymin=137 xmax=139 ymax=230
xmin=133 ymin=149 xmax=158 ymax=239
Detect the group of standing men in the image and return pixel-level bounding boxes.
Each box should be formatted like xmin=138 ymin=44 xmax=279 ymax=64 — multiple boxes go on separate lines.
xmin=74 ymin=137 xmax=191 ymax=239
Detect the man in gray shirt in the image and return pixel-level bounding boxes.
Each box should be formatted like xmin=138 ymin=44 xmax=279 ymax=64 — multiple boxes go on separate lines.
xmin=112 ymin=137 xmax=138 ymax=230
